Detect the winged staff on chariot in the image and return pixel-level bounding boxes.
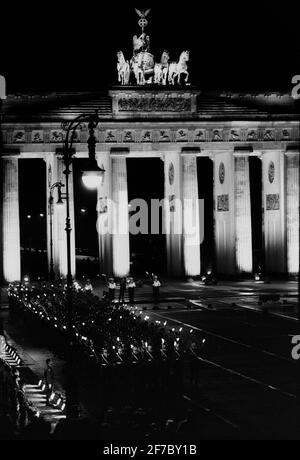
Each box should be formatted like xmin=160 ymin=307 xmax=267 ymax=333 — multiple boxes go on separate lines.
xmin=117 ymin=8 xmax=190 ymax=86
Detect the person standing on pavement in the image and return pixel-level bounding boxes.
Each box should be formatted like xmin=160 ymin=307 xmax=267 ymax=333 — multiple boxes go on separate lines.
xmin=108 ymin=277 xmax=117 ymax=303
xmin=152 ymin=275 xmax=161 ymax=304
xmin=44 ymin=358 xmax=54 ymax=406
xmin=84 ymin=279 xmax=93 ymax=292
xmin=118 ymin=277 xmax=127 ymax=303
xmin=127 ymin=277 xmax=136 ymax=304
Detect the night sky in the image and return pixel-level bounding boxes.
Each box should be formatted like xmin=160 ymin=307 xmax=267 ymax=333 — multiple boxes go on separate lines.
xmin=3 ymin=1 xmax=299 ymax=277
xmin=1 ymin=1 xmax=299 ymax=93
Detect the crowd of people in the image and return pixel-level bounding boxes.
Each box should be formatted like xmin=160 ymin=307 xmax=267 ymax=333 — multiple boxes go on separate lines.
xmin=8 ymin=282 xmax=202 ymax=372
xmin=0 ymin=355 xmax=38 ymax=439
xmin=0 ymin=402 xmax=202 ymax=440
xmin=3 ymin=281 xmax=207 ymax=439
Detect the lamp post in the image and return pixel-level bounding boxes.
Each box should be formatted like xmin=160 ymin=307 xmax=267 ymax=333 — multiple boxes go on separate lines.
xmin=58 ymin=112 xmax=104 ymax=417
xmin=48 ymin=182 xmax=64 ymax=282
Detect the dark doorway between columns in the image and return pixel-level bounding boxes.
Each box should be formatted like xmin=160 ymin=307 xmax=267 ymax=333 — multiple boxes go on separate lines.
xmin=127 ymin=157 xmax=166 ymax=277
xmin=73 ymin=159 xmax=99 ymax=279
xmin=197 ymin=157 xmax=214 ymax=274
xmin=19 ymin=159 xmax=47 ymax=280
xmin=249 ymin=156 xmax=263 ymax=273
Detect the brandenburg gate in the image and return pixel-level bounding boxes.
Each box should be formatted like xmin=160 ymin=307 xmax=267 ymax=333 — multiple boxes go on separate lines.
xmin=0 ymin=10 xmax=299 ymax=282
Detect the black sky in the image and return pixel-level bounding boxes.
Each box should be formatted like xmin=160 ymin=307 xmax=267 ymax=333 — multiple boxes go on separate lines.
xmin=1 ymin=1 xmax=300 ymax=93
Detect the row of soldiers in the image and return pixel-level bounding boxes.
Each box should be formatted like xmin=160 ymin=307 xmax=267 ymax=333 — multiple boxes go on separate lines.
xmin=106 ymin=275 xmax=161 ymax=304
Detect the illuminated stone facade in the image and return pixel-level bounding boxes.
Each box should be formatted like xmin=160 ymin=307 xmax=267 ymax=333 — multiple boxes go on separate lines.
xmin=1 ymin=88 xmax=299 ymax=281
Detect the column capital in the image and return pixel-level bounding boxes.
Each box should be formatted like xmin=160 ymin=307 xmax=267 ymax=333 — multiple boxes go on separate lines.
xmin=110 ymin=147 xmax=130 ymax=157
xmin=1 ymin=148 xmax=20 ymax=159
xmin=233 ymin=146 xmax=253 ymax=157
xmin=285 ymin=146 xmax=300 ymax=155
xmin=181 ymin=147 xmax=201 ymax=156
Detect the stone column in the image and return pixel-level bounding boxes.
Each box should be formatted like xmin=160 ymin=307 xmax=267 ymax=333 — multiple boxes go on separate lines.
xmin=262 ymin=150 xmax=286 ymax=274
xmin=164 ymin=152 xmax=183 ymax=277
xmin=2 ymin=157 xmax=21 ymax=282
xmin=285 ymin=151 xmax=299 ymax=275
xmin=182 ymin=154 xmax=201 ymax=277
xmin=234 ymin=154 xmax=253 ymax=273
xmin=96 ymin=152 xmax=113 ymax=276
xmin=213 ymin=152 xmax=236 ymax=275
xmin=45 ymin=154 xmax=60 ymax=278
xmin=111 ymin=156 xmax=130 ymax=278
xmin=45 ymin=153 xmax=76 ymax=279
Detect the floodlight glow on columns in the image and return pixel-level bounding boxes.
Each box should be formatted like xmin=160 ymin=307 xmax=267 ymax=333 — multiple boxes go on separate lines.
xmin=0 ymin=75 xmax=6 ymax=100
xmin=81 ymin=160 xmax=105 ymax=190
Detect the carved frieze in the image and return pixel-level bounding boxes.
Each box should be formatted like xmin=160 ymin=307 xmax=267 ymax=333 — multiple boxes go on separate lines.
xmin=212 ymin=129 xmax=223 ymax=141
xmin=217 ymin=194 xmax=229 ymax=211
xmin=263 ymin=129 xmax=275 ymax=141
xmin=169 ymin=194 xmax=176 ymax=212
xmin=13 ymin=130 xmax=25 ymax=143
xmin=32 ymin=130 xmax=44 ymax=143
xmin=176 ymin=129 xmax=188 ymax=142
xmin=123 ymin=131 xmax=134 ymax=142
xmin=247 ymin=130 xmax=257 ymax=141
xmin=268 ymin=161 xmax=275 ymax=184
xmin=159 ymin=130 xmax=171 ymax=142
xmin=105 ymin=130 xmax=117 ymax=143
xmin=50 ymin=130 xmax=64 ymax=143
xmin=230 ymin=130 xmax=241 ymax=141
xmin=281 ymin=129 xmax=290 ymax=141
xmin=118 ymin=96 xmax=192 ymax=112
xmin=194 ymin=129 xmax=206 ymax=142
xmin=141 ymin=131 xmax=152 ymax=142
xmin=2 ymin=125 xmax=298 ymax=147
xmin=266 ymin=193 xmax=280 ymax=210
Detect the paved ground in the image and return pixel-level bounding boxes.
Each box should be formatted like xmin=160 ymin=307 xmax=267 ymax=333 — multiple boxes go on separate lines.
xmin=1 ymin=280 xmax=300 ymax=439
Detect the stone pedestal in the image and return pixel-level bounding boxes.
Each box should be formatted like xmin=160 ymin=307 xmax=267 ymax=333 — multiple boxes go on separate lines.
xmin=285 ymin=152 xmax=299 ymax=275
xmin=111 ymin=156 xmax=130 ymax=278
xmin=164 ymin=152 xmax=183 ymax=277
xmin=234 ymin=154 xmax=253 ymax=273
xmin=2 ymin=158 xmax=21 ymax=282
xmin=182 ymin=155 xmax=201 ymax=276
xmin=262 ymin=150 xmax=286 ymax=274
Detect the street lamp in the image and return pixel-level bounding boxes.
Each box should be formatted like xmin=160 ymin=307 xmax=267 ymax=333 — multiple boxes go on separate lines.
xmin=58 ymin=112 xmax=105 ymax=417
xmin=48 ymin=181 xmax=64 ymax=282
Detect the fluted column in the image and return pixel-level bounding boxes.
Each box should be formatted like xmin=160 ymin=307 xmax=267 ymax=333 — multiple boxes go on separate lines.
xmin=164 ymin=152 xmax=183 ymax=277
xmin=46 ymin=154 xmax=76 ymax=279
xmin=213 ymin=152 xmax=235 ymax=274
xmin=56 ymin=156 xmax=76 ymax=278
xmin=45 ymin=154 xmax=59 ymax=277
xmin=234 ymin=154 xmax=253 ymax=273
xmin=262 ymin=150 xmax=286 ymax=274
xmin=285 ymin=152 xmax=299 ymax=274
xmin=96 ymin=152 xmax=113 ymax=275
xmin=111 ymin=156 xmax=130 ymax=278
xmin=182 ymin=155 xmax=201 ymax=277
xmin=2 ymin=157 xmax=21 ymax=282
